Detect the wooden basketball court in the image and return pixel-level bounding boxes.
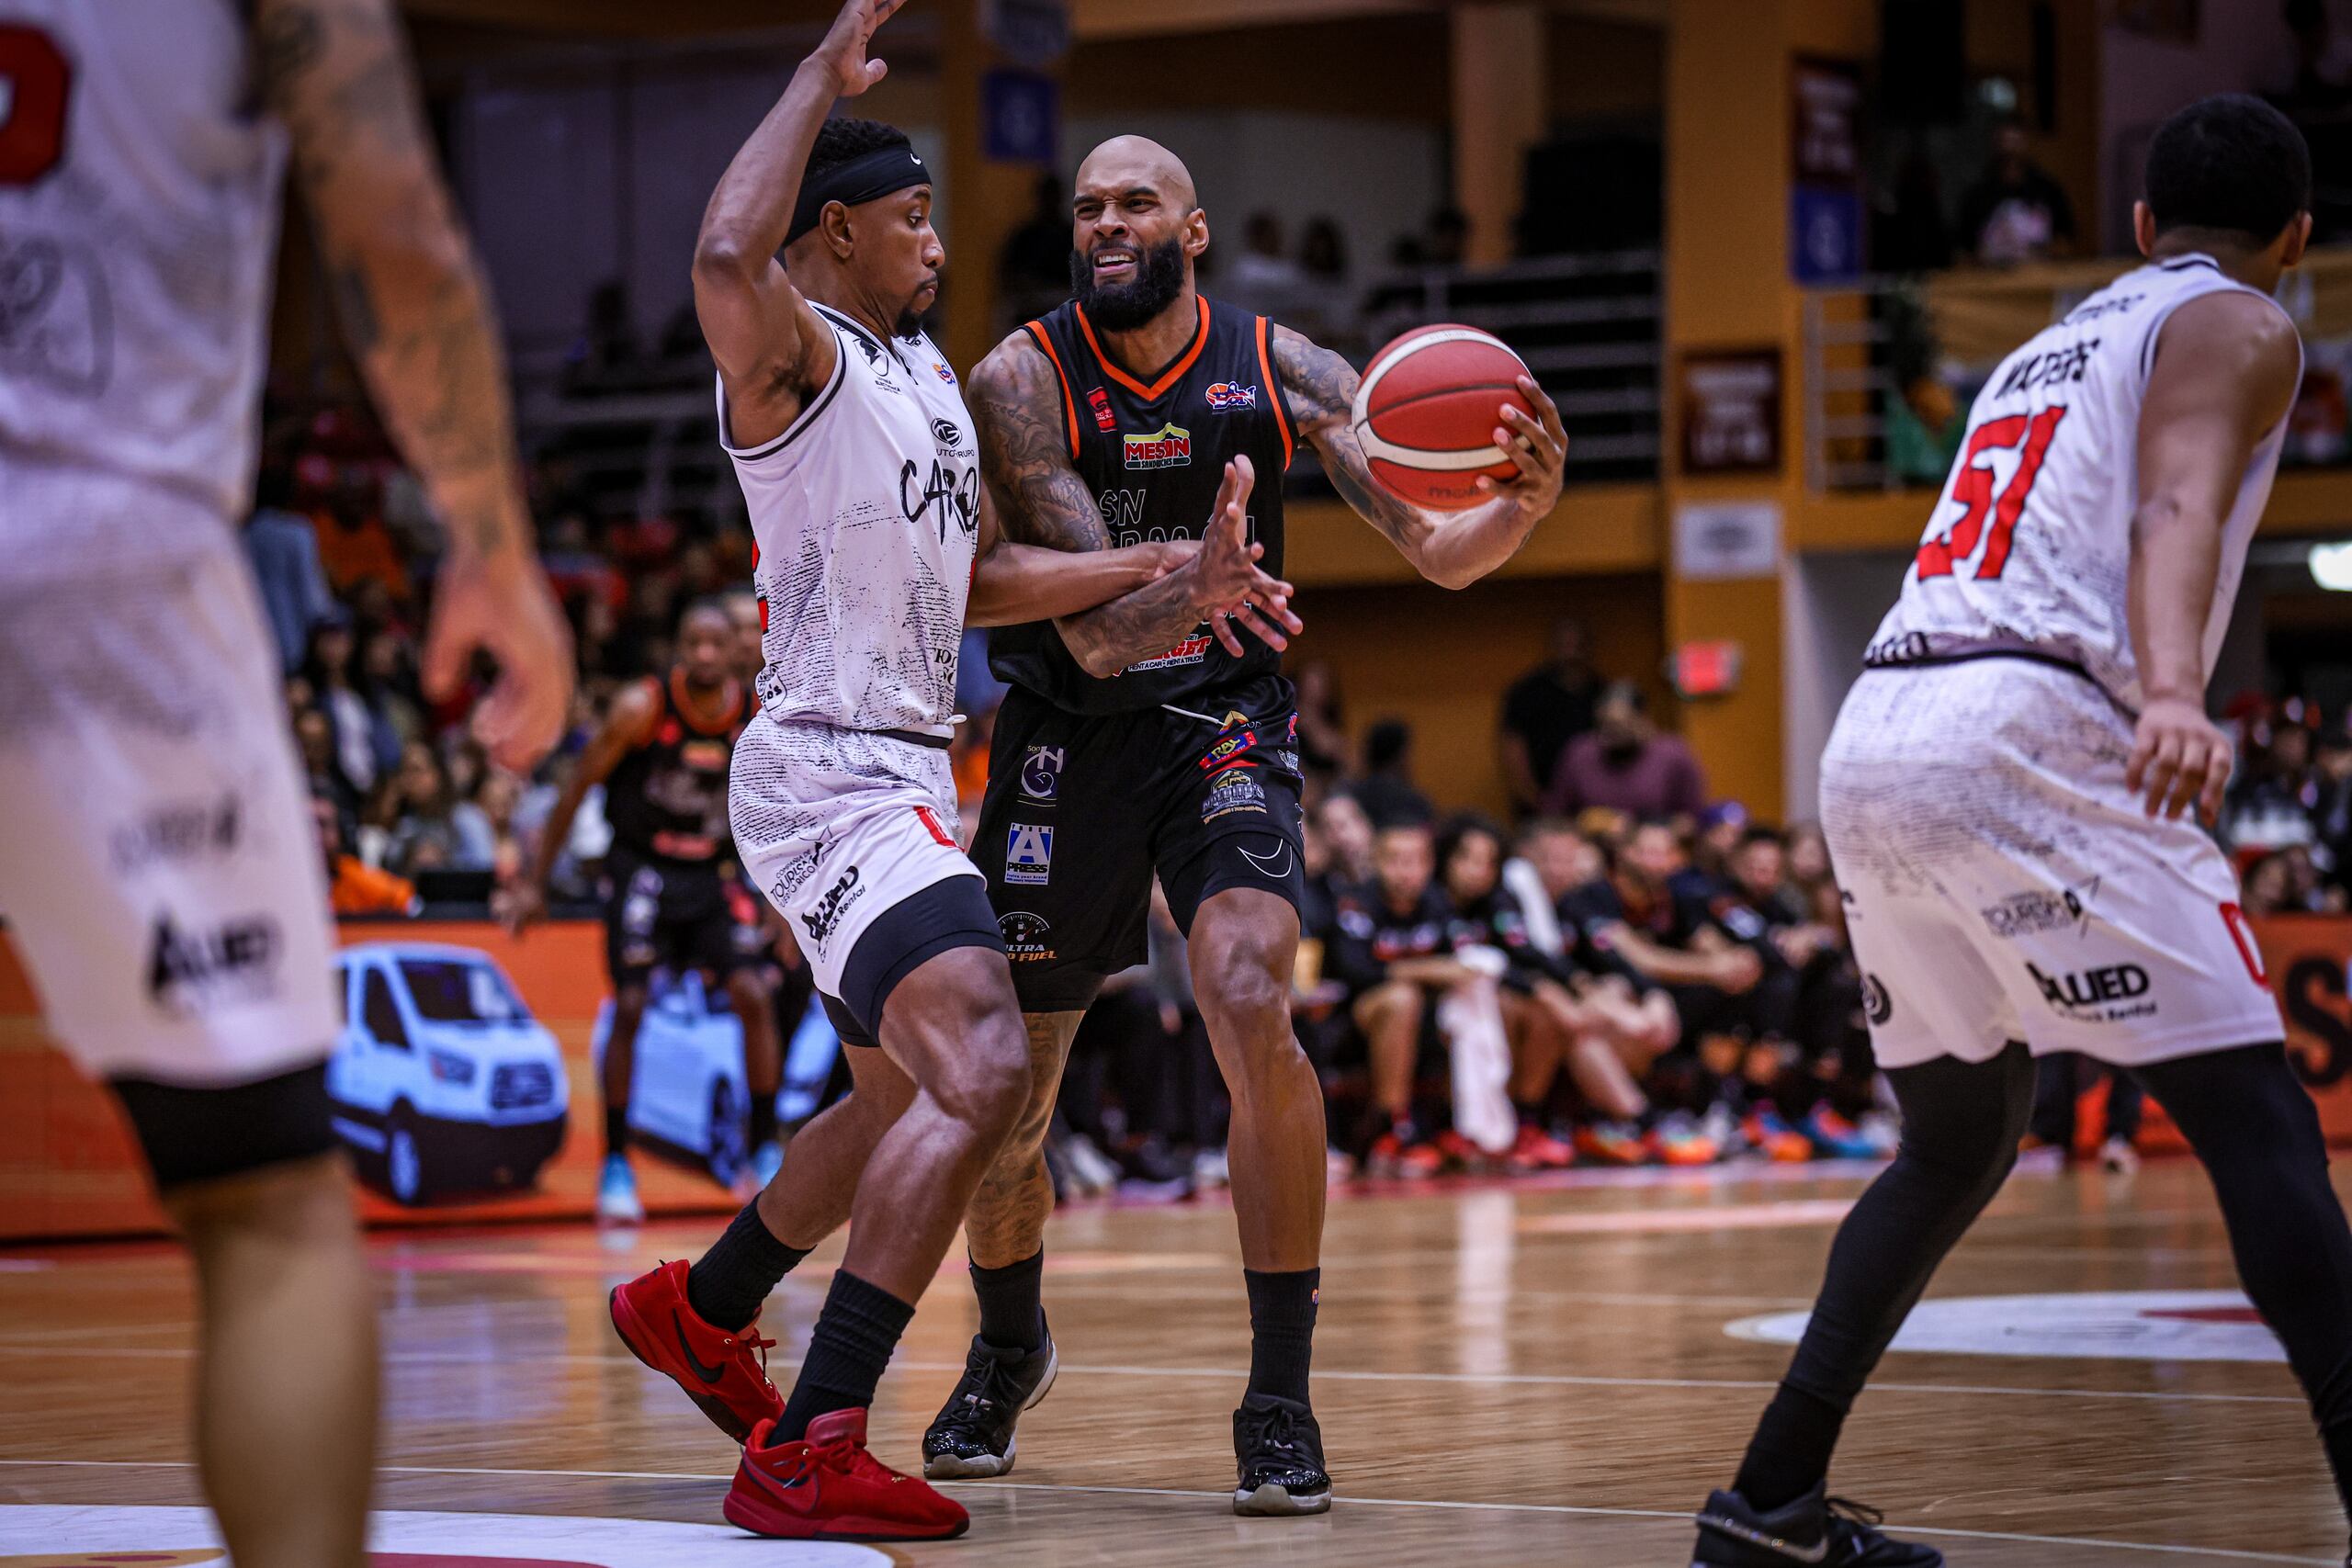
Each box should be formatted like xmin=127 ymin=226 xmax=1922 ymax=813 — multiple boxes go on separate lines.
xmin=0 ymin=1157 xmax=2338 ymax=1565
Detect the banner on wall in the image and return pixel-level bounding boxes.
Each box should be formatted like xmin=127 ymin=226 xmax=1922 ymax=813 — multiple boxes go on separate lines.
xmin=0 ymin=920 xmax=835 ymax=1242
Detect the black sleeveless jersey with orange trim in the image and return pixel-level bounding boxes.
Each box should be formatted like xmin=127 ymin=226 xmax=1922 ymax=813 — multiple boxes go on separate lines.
xmin=604 ymin=671 xmax=750 ymax=865
xmin=987 ymin=294 xmax=1296 ymax=715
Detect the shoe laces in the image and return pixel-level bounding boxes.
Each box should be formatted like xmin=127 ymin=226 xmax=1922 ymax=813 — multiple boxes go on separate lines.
xmin=725 ymin=1327 xmax=778 ymax=1384
xmin=1825 ymin=1495 xmax=1888 ymax=1539
xmin=779 ymin=1422 xmax=897 ymax=1487
xmin=934 ymin=1350 xmax=1022 ymax=1440
xmin=1238 ymin=1401 xmax=1306 ymax=1458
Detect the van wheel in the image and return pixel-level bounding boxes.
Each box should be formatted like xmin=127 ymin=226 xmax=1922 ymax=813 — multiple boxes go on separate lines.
xmin=388 ymin=1107 xmax=429 ymax=1205
xmin=707 ymin=1077 xmax=745 ymax=1184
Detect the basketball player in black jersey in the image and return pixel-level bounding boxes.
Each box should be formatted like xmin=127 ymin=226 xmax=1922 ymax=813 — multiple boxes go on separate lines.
xmin=915 ymin=135 xmax=1570 ymax=1512
xmin=508 ymin=602 xmax=783 ymax=1223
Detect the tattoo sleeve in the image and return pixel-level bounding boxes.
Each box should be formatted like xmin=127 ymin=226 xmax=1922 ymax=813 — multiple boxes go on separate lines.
xmin=968 ymin=338 xmax=1211 ymax=677
xmin=260 ymin=0 xmax=530 ymax=567
xmin=1272 ymin=327 xmax=1434 ymax=563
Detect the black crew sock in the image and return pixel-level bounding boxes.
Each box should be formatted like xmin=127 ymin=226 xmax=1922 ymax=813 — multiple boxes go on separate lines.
xmin=686 ymin=1201 xmax=808 ymax=1330
xmin=1734 ymin=1382 xmax=1846 ymax=1512
xmin=1244 ymin=1267 xmax=1319 ymax=1405
xmin=748 ymin=1092 xmax=779 ymax=1151
xmin=775 ymin=1269 xmax=915 ymax=1442
xmin=604 ymin=1104 xmax=631 ymax=1159
xmin=970 ymin=1249 xmax=1046 ymax=1352
xmin=1513 ymin=1100 xmax=1545 ymax=1128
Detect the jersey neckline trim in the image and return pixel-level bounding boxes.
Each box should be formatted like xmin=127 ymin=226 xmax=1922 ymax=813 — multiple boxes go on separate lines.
xmin=811 ymin=300 xmax=915 ymax=374
xmin=1075 ymin=296 xmax=1212 ymax=401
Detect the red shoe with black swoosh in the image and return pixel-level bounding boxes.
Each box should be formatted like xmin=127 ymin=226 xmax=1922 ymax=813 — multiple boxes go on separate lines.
xmin=725 ymin=1408 xmax=971 ymax=1541
xmin=608 ymin=1258 xmax=783 ymax=1441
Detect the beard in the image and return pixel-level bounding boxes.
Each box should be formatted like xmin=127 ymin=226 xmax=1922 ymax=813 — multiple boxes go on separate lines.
xmin=1069 ymin=235 xmax=1187 ymax=331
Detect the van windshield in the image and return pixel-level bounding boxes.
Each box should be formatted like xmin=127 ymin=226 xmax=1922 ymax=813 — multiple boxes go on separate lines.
xmin=399 ymin=959 xmax=526 ymax=1024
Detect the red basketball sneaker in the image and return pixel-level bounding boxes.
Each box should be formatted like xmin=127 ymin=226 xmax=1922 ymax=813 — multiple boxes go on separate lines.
xmin=609 ymin=1258 xmax=783 ymax=1441
xmin=725 ymin=1408 xmax=971 ymax=1541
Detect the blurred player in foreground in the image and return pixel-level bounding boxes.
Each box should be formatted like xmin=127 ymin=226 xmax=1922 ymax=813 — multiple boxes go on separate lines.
xmin=0 ymin=2 xmax=570 ymax=1565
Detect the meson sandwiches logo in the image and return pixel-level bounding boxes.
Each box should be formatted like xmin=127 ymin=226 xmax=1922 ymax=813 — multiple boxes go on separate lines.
xmin=1123 ymin=423 xmax=1192 ymax=469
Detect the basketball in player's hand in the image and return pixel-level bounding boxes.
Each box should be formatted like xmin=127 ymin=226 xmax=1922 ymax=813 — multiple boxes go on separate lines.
xmin=1351 ymin=325 xmax=1537 ymax=511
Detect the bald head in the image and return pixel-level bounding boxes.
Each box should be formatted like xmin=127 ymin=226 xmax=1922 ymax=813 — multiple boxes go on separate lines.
xmin=1069 ymin=135 xmax=1208 ymax=332
xmin=1076 ymin=135 xmax=1198 ymax=214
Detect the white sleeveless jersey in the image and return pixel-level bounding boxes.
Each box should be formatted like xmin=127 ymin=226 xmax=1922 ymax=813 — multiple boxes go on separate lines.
xmin=1866 ymin=254 xmax=2298 ymax=712
xmin=722 ymin=305 xmax=979 ymax=733
xmin=0 ymin=2 xmax=286 ymax=522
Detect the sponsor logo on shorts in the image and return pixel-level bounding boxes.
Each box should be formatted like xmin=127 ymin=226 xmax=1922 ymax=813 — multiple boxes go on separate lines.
xmin=1124 ymin=634 xmax=1212 ymax=673
xmin=799 ymin=865 xmax=865 ymax=949
xmin=1005 ymin=824 xmax=1055 ymax=886
xmin=2028 ymin=960 xmax=2155 ymax=1022
xmin=1123 ymin=423 xmax=1193 ymax=469
xmin=1198 ymin=725 xmax=1261 ymax=771
xmin=1021 ymin=745 xmax=1065 ymax=802
xmin=145 ymin=911 xmax=281 ymax=1016
xmin=1204 ymin=380 xmax=1258 ymax=412
xmin=1861 ymin=972 xmax=1893 ymax=1026
xmin=999 ymin=910 xmax=1055 ymax=963
xmin=1088 ymin=386 xmax=1117 ymax=432
xmin=1980 ymin=877 xmax=2099 ymax=941
xmin=111 ymin=794 xmax=242 ymax=874
xmin=767 ymin=838 xmax=826 ymax=908
xmin=1203 ymin=765 xmax=1267 ymax=822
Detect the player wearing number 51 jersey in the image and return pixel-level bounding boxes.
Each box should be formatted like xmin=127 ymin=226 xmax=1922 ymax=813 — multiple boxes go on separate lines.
xmin=1691 ymin=96 xmax=2352 ymax=1568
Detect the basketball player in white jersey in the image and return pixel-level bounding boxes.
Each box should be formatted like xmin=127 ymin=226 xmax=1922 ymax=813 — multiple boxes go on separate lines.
xmin=1692 ymin=96 xmax=2352 ymax=1567
xmin=604 ymin=0 xmax=1294 ymax=1540
xmin=0 ymin=3 xmax=570 ymax=1566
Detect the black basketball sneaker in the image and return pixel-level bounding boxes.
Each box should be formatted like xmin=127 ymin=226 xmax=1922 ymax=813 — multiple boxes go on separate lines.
xmin=1232 ymin=1392 xmax=1333 ymax=1517
xmin=1692 ymin=1486 xmax=1941 ymax=1566
xmin=921 ymin=1330 xmax=1059 ymax=1480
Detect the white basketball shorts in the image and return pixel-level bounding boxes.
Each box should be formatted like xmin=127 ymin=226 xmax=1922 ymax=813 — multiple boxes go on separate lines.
xmin=729 ymin=716 xmax=987 ymax=1010
xmin=1821 ymin=658 xmax=2279 ymax=1071
xmin=0 ymin=464 xmax=337 ymax=1087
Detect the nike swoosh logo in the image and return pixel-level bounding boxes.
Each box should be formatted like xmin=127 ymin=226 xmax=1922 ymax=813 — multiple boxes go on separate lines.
xmin=673 ymin=1311 xmax=729 ymax=1384
xmin=1237 ymin=840 xmax=1294 ymax=879
xmin=1697 ymin=1511 xmax=1828 ymax=1564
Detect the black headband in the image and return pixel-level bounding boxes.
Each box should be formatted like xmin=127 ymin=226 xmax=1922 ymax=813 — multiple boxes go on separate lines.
xmin=786 ymin=144 xmax=930 ymax=245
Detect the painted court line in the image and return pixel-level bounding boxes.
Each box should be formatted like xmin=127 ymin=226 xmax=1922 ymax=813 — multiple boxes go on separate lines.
xmin=0 ymin=1459 xmax=2324 ymax=1563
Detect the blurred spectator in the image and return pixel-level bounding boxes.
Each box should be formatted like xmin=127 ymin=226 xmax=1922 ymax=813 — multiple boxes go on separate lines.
xmin=245 ymin=460 xmax=337 ymax=673
xmin=1542 ymin=682 xmax=1706 ymax=821
xmin=317 ymin=793 xmax=418 ymax=917
xmin=1958 ymin=119 xmax=2075 ymax=266
xmin=1787 ymin=821 xmax=1834 ymax=890
xmin=1499 ymin=617 xmax=1603 ymax=818
xmin=2311 ymin=728 xmax=2352 ymax=879
xmin=456 ymin=768 xmax=528 ymax=884
xmin=311 ymin=466 xmax=407 ymax=603
xmin=383 ymin=742 xmax=491 ymax=875
xmin=357 ymin=626 xmax=425 ymax=749
xmin=1000 ymin=174 xmax=1073 ymax=326
xmin=1352 ymin=718 xmax=1433 ymax=827
xmin=1318 ymin=791 xmax=1377 ymax=885
xmin=304 ymin=617 xmax=397 ymax=801
xmin=2243 ymin=850 xmax=2302 ymax=918
xmin=1223 ymin=211 xmax=1311 ymax=324
xmin=1294 ymin=658 xmax=1350 ymax=781
xmin=2226 ymin=708 xmax=2321 ymax=852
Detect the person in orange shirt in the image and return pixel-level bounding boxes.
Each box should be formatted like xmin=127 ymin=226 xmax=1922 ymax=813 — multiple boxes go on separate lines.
xmin=314 ymin=795 xmax=419 ymax=918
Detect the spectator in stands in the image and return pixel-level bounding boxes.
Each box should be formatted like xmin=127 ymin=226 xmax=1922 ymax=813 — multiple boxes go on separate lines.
xmin=999 ymin=173 xmax=1073 ymax=327
xmin=1542 ymin=682 xmax=1706 ymax=822
xmin=1222 ymin=210 xmax=1312 ymax=324
xmin=2243 ymin=850 xmax=2301 ymax=918
xmin=1317 ymin=791 xmax=1377 ymax=886
xmin=317 ymin=794 xmax=418 ymax=918
xmin=304 ymin=616 xmax=396 ymax=803
xmin=1353 ymin=718 xmax=1434 ymax=827
xmin=293 ymin=704 xmax=361 ymax=826
xmin=1958 ymin=118 xmax=2075 ymax=266
xmin=1499 ymin=617 xmax=1604 ymax=818
xmin=1786 ymin=820 xmax=1834 ymax=891
xmin=1293 ymin=658 xmax=1351 ymax=784
xmin=1329 ymin=818 xmax=1502 ymax=1177
xmin=245 ymin=458 xmax=336 ymax=673
xmin=2311 ymin=728 xmax=2352 ymax=887
xmin=382 ymin=742 xmax=490 ymax=875
xmin=357 ymin=626 xmax=425 ymax=750
xmin=2226 ymin=706 xmax=2321 ymax=852
xmin=456 ymin=768 xmax=528 ymax=885
xmin=311 ymin=465 xmax=407 ymax=604
xmin=1519 ymin=814 xmax=1605 ymax=908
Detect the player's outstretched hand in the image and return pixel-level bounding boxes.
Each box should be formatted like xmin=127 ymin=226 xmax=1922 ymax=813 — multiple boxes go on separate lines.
xmin=424 ymin=552 xmax=574 ymax=775
xmin=2126 ymin=694 xmax=2233 ymax=823
xmin=1193 ymin=456 xmax=1306 ymax=656
xmin=810 ymin=0 xmax=905 ymax=97
xmin=1475 ymin=376 xmax=1569 ymax=518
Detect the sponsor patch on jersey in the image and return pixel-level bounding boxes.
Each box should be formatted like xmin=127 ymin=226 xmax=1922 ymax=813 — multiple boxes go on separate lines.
xmin=1123 ymin=423 xmax=1193 ymax=469
xmin=1005 ymin=824 xmax=1055 ymax=885
xmin=1204 ymin=380 xmax=1258 ymax=412
xmin=147 ymin=911 xmax=281 ymax=1017
xmin=799 ymin=865 xmax=866 ymax=949
xmin=933 ymin=359 xmax=956 ymax=382
xmin=1980 ymin=877 xmax=2098 ymax=941
xmin=2027 ymin=960 xmax=2155 ymax=1023
xmin=1202 ymin=765 xmax=1267 ymax=822
xmin=1088 ymin=386 xmax=1117 ymax=432
xmin=999 ymin=909 xmax=1055 ymax=963
xmin=1124 ymin=634 xmax=1212 ymax=673
xmin=1861 ymin=972 xmax=1892 ymax=1026
xmin=1020 ymin=745 xmax=1065 ymax=802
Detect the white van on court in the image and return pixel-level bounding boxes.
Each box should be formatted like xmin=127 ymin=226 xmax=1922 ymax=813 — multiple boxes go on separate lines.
xmin=328 ymin=942 xmax=570 ymax=1205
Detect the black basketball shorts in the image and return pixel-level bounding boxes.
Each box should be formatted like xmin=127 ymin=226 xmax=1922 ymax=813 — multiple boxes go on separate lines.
xmin=976 ymin=678 xmax=1306 ymax=1013
xmin=602 ymin=848 xmax=749 ymax=991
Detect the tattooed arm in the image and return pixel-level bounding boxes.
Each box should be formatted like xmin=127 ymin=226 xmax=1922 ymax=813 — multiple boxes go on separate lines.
xmin=967 ymin=487 xmax=1194 ymax=628
xmin=1273 ymin=325 xmax=1567 ymax=591
xmin=258 ymin=0 xmax=571 ymax=768
xmin=967 ymin=334 xmax=1300 ymax=676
